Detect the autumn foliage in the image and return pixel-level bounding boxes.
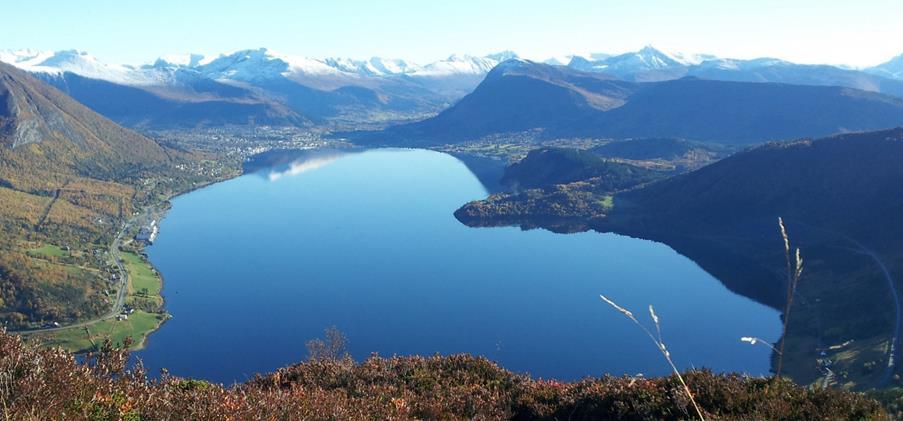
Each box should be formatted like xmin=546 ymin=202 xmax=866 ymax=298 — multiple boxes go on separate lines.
xmin=0 ymin=330 xmax=887 ymax=420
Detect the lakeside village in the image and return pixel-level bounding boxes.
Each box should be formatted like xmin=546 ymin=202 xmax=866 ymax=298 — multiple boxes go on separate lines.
xmin=135 ymin=220 xmax=159 ymax=244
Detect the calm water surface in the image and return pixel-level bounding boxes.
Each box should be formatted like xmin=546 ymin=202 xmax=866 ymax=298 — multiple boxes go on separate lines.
xmin=138 ymin=148 xmax=780 ymax=383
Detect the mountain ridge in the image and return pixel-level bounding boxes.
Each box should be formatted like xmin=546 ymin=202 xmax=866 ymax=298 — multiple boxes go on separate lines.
xmin=0 ymin=60 xmax=204 ymax=328
xmin=367 ymin=60 xmax=903 ymax=145
xmin=0 ymin=61 xmax=171 ymax=178
xmin=7 ymin=46 xmax=903 ymax=130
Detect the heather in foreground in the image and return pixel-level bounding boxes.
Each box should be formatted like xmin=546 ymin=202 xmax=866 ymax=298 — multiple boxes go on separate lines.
xmin=0 ymin=331 xmax=886 ymax=420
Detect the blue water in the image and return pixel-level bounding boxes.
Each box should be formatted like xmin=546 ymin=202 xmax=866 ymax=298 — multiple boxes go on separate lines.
xmin=138 ymin=148 xmax=780 ymax=384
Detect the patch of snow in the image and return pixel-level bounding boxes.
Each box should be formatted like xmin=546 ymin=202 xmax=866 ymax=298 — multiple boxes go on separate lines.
xmin=0 ymin=49 xmax=55 ymax=67
xmin=412 ymin=53 xmax=507 ymax=77
xmin=154 ymin=53 xmax=205 ymax=68
xmin=367 ymin=57 xmax=421 ymax=75
xmin=1 ymin=49 xmax=167 ymax=86
xmin=3 ymin=48 xmax=532 ymax=84
xmin=867 ymin=53 xmax=903 ymax=79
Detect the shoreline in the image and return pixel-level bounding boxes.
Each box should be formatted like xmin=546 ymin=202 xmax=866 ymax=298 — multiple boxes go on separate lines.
xmin=16 ymin=168 xmax=247 ymax=353
xmin=21 ymin=145 xmax=531 ymax=352
xmin=110 ymin=157 xmax=281 ymax=351
xmin=100 ymin=173 xmax=248 ymax=352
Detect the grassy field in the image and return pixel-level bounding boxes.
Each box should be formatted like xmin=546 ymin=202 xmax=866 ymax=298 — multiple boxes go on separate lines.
xmin=122 ymin=251 xmax=162 ymax=304
xmin=34 ymin=311 xmax=166 ymax=352
xmin=597 ymin=195 xmax=614 ymax=210
xmin=25 ymin=250 xmax=168 ymax=352
xmin=27 ymin=244 xmax=68 ymax=259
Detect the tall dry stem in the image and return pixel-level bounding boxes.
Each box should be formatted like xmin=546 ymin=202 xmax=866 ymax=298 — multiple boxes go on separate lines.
xmin=775 ymin=217 xmax=804 ymax=379
xmin=740 ymin=336 xmax=781 ymax=354
xmin=600 ymin=295 xmax=706 ymax=420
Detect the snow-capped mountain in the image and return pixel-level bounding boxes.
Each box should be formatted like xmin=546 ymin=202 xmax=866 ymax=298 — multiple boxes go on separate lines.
xmin=0 ymin=49 xmax=170 ymax=85
xmin=690 ymin=57 xmax=790 ymax=72
xmin=193 ymin=49 xmax=518 ymax=80
xmin=150 ymin=53 xmax=206 ymax=68
xmin=562 ymin=46 xmax=817 ymax=83
xmin=166 ymin=48 xmax=521 ymax=101
xmin=0 ymin=47 xmax=518 ymax=128
xmin=412 ymin=53 xmax=504 ymax=77
xmin=195 ymin=48 xmax=354 ymax=83
xmin=367 ymin=57 xmax=421 ymax=75
xmin=322 ymin=56 xmax=422 ymax=76
xmin=182 ymin=49 xmax=521 ymax=99
xmin=542 ymin=53 xmax=605 ymax=66
xmin=866 ymin=53 xmax=903 ymax=80
xmin=5 ymin=46 xmax=903 ymax=130
xmin=0 ymin=49 xmax=53 ymax=67
xmin=0 ymin=47 xmax=520 ymax=88
xmin=557 ymin=46 xmax=903 ymax=97
xmin=567 ymin=46 xmax=711 ymax=81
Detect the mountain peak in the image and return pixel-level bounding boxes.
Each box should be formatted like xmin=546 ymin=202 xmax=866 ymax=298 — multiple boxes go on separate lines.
xmin=629 ymin=46 xmax=682 ymax=66
xmin=414 ymin=53 xmax=503 ymax=77
xmin=485 ymin=50 xmax=519 ymax=62
xmin=197 ymin=48 xmax=295 ymax=81
xmin=486 ymin=58 xmax=533 ymax=76
xmin=3 ymin=49 xmax=167 ymax=86
xmin=638 ymin=45 xmax=664 ymax=55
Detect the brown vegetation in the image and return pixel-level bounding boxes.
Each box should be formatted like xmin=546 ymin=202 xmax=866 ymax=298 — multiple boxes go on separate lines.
xmin=0 ymin=330 xmax=888 ymax=420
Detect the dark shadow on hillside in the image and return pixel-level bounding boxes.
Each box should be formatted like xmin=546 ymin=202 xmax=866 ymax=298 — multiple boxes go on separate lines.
xmin=447 ymin=152 xmax=507 ymax=194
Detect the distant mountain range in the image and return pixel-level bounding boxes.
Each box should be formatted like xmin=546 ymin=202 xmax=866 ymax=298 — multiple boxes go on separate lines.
xmin=4 ymin=46 xmax=903 ymax=131
xmin=564 ymin=46 xmax=903 ymax=97
xmin=0 ymin=49 xmax=519 ymax=129
xmin=0 ymin=48 xmax=514 ymax=88
xmin=374 ymin=59 xmax=903 ymax=145
xmin=863 ymin=53 xmax=903 ymax=80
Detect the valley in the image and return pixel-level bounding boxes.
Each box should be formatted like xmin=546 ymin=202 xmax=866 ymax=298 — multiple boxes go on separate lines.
xmin=5 ymin=53 xmax=903 ymax=391
xmin=5 ymin=30 xmax=903 ymax=418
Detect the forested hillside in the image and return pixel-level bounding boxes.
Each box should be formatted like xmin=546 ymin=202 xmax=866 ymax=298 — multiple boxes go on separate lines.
xmin=0 ymin=62 xmax=221 ymax=328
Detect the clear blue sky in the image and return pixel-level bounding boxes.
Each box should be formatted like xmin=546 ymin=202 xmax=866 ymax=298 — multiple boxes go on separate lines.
xmin=4 ymin=0 xmax=902 ymax=67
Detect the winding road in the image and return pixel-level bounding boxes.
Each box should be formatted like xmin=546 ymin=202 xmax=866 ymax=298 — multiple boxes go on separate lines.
xmin=846 ymin=242 xmax=901 ymax=386
xmin=11 ymin=211 xmax=144 ymax=336
xmin=781 ymin=221 xmax=900 ymax=387
xmin=805 ymin=222 xmax=901 ymax=386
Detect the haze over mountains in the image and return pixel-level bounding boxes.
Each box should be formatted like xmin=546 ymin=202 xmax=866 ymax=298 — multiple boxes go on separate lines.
xmin=378 ymin=59 xmax=903 ymax=145
xmin=5 ymin=46 xmax=903 ymax=132
xmin=0 ymin=48 xmax=517 ymax=129
xmin=566 ymin=46 xmax=903 ymax=96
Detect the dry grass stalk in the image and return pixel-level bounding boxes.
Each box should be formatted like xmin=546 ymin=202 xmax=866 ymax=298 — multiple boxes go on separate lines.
xmin=775 ymin=217 xmax=804 ymax=379
xmin=740 ymin=336 xmax=781 ymax=354
xmin=600 ymin=295 xmax=706 ymax=420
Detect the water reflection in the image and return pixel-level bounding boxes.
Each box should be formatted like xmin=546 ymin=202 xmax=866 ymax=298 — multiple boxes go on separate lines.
xmin=246 ymin=148 xmax=509 ymax=192
xmin=594 ymin=217 xmax=899 ymax=388
xmin=139 ymin=148 xmax=779 ymax=384
xmin=241 ymin=148 xmax=354 ymax=182
xmin=266 ymin=153 xmax=344 ymax=181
